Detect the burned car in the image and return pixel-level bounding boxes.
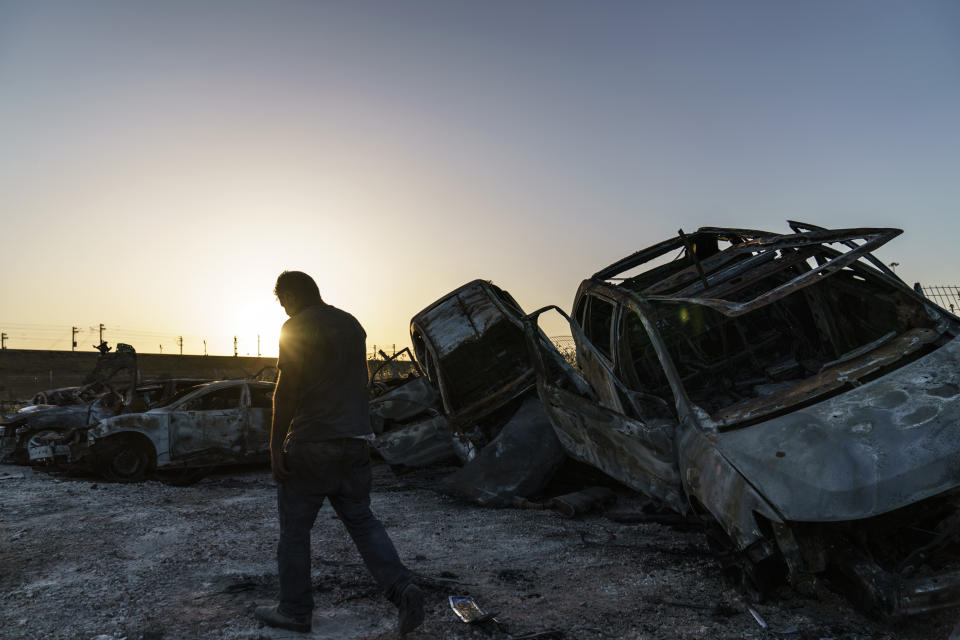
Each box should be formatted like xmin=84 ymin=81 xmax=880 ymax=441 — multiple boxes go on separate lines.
xmin=31 ymin=380 xmax=274 ymax=481
xmin=2 ymin=395 xmax=123 ymax=464
xmin=410 ymin=279 xmax=549 ymax=461
xmin=29 ymin=386 xmax=83 ymax=407
xmin=368 ymin=363 xmax=456 ymax=468
xmin=6 ymin=378 xmax=213 ymax=466
xmin=399 ymin=279 xmax=566 ymax=505
xmin=524 ymin=223 xmax=960 ymax=616
xmin=1 ymin=343 xmax=141 ymax=463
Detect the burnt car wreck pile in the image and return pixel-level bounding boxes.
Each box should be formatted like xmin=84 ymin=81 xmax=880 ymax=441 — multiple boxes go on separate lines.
xmin=0 ymin=346 xmax=271 ymax=481
xmin=377 ymin=221 xmax=960 ymax=618
xmin=6 ymin=221 xmax=960 ymax=620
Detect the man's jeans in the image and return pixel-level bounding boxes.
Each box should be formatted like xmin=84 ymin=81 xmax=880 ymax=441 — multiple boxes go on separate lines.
xmin=277 ymin=438 xmax=412 ymax=618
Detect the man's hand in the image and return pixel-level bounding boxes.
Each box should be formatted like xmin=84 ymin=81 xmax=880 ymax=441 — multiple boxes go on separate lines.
xmin=271 ymin=369 xmax=299 ymax=484
xmin=271 ymin=448 xmax=291 ymax=483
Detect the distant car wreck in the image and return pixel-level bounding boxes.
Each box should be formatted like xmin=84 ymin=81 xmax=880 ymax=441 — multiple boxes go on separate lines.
xmin=86 ymin=380 xmax=274 ymax=480
xmin=523 ymin=222 xmax=960 ymax=617
xmin=369 ymin=366 xmax=456 ymax=468
xmin=28 ymin=380 xmax=274 ymax=481
xmin=1 ymin=344 xmax=145 ymax=464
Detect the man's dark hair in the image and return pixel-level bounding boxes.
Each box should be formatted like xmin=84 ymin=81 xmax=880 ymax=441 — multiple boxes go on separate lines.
xmin=274 ymin=271 xmax=322 ymax=302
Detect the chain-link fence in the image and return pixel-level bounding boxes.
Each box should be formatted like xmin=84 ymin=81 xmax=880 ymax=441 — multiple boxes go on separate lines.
xmin=550 ymin=336 xmax=577 ymax=366
xmin=917 ymin=285 xmax=960 ymax=315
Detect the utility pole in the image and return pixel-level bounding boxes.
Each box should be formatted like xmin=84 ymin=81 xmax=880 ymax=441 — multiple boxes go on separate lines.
xmin=257 ymin=335 xmax=261 ymax=357
xmin=233 ymin=336 xmax=238 ymax=357
xmin=99 ymin=323 xmax=105 ymax=345
xmin=177 ymin=336 xmax=183 ymax=355
xmin=1 ymin=332 xmax=7 ymax=350
xmin=203 ymin=339 xmax=207 ymax=356
xmin=71 ymin=326 xmax=78 ymax=352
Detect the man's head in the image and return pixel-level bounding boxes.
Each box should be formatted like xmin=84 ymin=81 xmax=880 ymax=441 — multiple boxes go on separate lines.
xmin=274 ymin=271 xmax=322 ymax=317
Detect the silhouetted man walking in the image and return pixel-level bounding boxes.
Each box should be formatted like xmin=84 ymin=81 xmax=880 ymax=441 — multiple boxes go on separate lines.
xmin=255 ymin=270 xmax=424 ymax=634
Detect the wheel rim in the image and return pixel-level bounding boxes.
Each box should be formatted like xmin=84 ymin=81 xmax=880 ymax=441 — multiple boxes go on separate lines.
xmin=111 ymin=448 xmax=143 ymax=477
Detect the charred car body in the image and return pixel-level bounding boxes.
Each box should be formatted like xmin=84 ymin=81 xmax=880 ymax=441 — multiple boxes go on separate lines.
xmin=4 ymin=378 xmax=213 ymax=466
xmin=78 ymin=380 xmax=274 ymax=480
xmin=410 ymin=279 xmax=550 ymax=462
xmin=524 ymin=222 xmax=960 ymax=616
xmin=368 ymin=279 xmax=564 ymax=505
xmin=1 ymin=344 xmax=143 ymax=464
xmin=368 ymin=359 xmax=454 ymax=468
xmin=2 ymin=397 xmax=122 ymax=464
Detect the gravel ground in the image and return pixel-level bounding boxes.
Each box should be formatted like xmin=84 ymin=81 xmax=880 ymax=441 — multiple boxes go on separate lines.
xmin=1 ymin=462 xmax=958 ymax=640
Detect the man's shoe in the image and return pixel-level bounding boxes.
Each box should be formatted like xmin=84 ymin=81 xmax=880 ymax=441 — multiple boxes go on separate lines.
xmin=398 ymin=583 xmax=425 ymax=634
xmin=254 ymin=605 xmax=311 ymax=633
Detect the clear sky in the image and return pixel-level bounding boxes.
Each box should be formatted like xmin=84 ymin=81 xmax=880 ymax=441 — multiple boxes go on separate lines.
xmin=1 ymin=1 xmax=958 ymax=357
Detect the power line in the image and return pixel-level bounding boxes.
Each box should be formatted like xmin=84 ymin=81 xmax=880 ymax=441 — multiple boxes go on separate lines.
xmin=0 ymin=321 xmax=406 ymax=357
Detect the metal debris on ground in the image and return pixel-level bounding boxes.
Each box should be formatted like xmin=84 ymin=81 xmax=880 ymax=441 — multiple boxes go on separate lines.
xmin=748 ymin=607 xmax=768 ymax=629
xmin=449 ymin=596 xmax=499 ymax=624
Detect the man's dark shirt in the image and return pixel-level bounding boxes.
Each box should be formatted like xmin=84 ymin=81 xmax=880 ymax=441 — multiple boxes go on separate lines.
xmin=278 ymin=302 xmax=372 ymax=443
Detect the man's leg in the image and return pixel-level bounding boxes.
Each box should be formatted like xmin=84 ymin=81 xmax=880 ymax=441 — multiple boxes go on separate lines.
xmin=328 ymin=493 xmax=412 ymax=602
xmin=331 ymin=441 xmax=424 ymax=633
xmin=277 ymin=480 xmax=323 ymax=618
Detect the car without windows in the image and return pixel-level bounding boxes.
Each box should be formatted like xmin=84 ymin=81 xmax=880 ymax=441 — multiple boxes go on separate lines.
xmin=409 ymin=278 xmax=550 ymax=462
xmin=12 ymin=378 xmax=215 ymax=466
xmin=523 ymin=222 xmax=960 ymax=617
xmin=32 ymin=380 xmax=275 ymax=481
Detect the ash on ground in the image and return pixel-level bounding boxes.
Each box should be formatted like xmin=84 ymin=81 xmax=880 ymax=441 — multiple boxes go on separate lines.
xmin=1 ymin=463 xmax=955 ymax=640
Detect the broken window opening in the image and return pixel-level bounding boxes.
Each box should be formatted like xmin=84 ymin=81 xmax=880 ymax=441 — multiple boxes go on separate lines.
xmin=646 ymin=269 xmax=942 ymax=424
xmin=437 ymin=319 xmax=529 ymax=415
xmin=182 ymin=386 xmax=242 ymax=412
xmin=582 ymin=296 xmax=615 ymax=360
xmin=621 ymin=310 xmax=677 ymax=420
xmin=155 ymin=383 xmax=210 ymax=409
xmin=249 ymin=385 xmax=274 ymax=409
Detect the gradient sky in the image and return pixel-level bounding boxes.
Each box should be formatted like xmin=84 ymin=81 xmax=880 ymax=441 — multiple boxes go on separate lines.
xmin=1 ymin=1 xmax=958 ymax=356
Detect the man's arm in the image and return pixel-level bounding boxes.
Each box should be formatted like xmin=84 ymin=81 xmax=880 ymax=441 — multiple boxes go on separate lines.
xmin=270 ymin=369 xmax=300 ymax=483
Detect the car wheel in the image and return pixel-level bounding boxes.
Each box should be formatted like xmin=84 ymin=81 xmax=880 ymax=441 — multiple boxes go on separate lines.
xmin=101 ymin=435 xmax=154 ymax=482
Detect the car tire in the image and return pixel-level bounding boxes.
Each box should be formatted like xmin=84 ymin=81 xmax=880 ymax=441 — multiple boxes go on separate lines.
xmin=101 ymin=434 xmax=155 ymax=482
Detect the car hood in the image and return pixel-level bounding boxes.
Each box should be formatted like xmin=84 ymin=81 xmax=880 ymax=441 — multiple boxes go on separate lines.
xmin=714 ymin=335 xmax=960 ymax=522
xmin=6 ymin=404 xmax=101 ymax=430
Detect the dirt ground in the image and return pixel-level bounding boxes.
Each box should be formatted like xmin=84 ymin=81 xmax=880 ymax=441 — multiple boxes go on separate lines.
xmin=1 ymin=461 xmax=958 ymax=640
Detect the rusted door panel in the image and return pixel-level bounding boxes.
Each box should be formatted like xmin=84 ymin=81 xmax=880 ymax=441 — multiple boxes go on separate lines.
xmin=169 ymin=410 xmax=245 ymax=458
xmin=538 ymin=380 xmax=686 ymax=513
